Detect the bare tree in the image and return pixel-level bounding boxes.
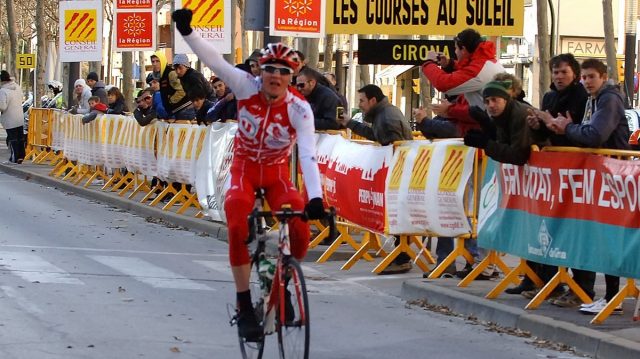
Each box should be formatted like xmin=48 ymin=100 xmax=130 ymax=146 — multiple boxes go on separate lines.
xmin=323 ymin=34 xmax=334 ymax=73
xmin=5 ymin=0 xmax=18 ymax=75
xmin=603 ymin=0 xmax=618 ymax=84
xmin=105 ymin=0 xmax=114 ymax=83
xmin=122 ymin=51 xmax=133 ymax=108
xmin=35 ymin=0 xmax=47 ymax=106
xmin=536 ymin=0 xmax=551 ymax=107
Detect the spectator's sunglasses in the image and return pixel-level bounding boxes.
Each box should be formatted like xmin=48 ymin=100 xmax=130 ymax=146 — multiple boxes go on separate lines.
xmin=261 ymin=65 xmax=293 ymax=75
xmin=136 ymin=95 xmax=152 ymax=104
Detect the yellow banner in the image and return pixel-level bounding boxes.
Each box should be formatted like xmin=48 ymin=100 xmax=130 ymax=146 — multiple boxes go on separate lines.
xmin=326 ymin=0 xmax=524 ymax=36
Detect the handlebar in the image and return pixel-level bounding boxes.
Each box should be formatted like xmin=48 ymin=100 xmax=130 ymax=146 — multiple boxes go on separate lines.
xmin=246 ymin=207 xmax=337 ymax=245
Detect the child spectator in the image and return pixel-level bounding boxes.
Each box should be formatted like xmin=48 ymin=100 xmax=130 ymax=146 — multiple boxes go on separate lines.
xmin=82 ymin=96 xmax=108 ymax=124
xmin=106 ymin=86 xmax=129 ymax=115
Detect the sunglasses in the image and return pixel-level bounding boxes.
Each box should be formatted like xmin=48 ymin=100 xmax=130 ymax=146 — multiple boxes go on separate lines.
xmin=136 ymin=96 xmax=152 ymax=103
xmin=261 ymin=65 xmax=292 ymax=75
xmin=295 ymin=81 xmax=310 ymax=89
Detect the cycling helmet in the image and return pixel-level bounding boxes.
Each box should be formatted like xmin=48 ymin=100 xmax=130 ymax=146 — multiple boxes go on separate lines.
xmin=47 ymin=80 xmax=63 ymax=91
xmin=259 ymin=43 xmax=299 ymax=71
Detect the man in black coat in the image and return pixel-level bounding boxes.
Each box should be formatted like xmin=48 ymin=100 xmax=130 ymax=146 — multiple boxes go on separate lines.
xmin=295 ymin=67 xmax=342 ymax=130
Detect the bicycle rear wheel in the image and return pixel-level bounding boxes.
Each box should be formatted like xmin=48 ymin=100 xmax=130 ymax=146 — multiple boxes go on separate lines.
xmin=239 ymin=260 xmax=265 ymax=359
xmin=277 ymin=258 xmax=310 ymax=359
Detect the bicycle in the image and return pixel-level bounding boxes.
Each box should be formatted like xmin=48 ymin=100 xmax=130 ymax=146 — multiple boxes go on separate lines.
xmin=230 ymin=190 xmax=335 ymax=359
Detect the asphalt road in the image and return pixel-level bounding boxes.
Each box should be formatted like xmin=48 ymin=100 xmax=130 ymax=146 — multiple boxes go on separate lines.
xmin=0 ymin=170 xmax=586 ymax=359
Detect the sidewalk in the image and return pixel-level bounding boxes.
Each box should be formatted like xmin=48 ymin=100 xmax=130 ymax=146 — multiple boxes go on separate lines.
xmin=1 ymin=144 xmax=639 ymax=359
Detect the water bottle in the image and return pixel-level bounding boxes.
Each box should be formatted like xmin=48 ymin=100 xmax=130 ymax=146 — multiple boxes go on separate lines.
xmin=258 ymin=255 xmax=276 ymax=292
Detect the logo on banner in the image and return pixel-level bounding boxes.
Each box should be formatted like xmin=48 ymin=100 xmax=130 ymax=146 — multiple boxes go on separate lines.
xmin=275 ymin=0 xmax=321 ymax=33
xmin=438 ymin=147 xmax=466 ymax=192
xmin=185 ymin=0 xmax=224 ymax=27
xmin=388 ymin=147 xmax=409 ymax=190
xmin=116 ymin=12 xmax=153 ymax=48
xmin=64 ymin=10 xmax=97 ymax=41
xmin=528 ymin=221 xmax=567 ymax=259
xmin=409 ymin=146 xmax=433 ymax=190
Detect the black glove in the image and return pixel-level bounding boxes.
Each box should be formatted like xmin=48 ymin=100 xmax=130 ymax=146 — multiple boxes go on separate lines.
xmin=304 ymin=197 xmax=325 ymax=220
xmin=172 ymin=9 xmax=193 ymax=36
xmin=464 ymin=129 xmax=490 ymax=149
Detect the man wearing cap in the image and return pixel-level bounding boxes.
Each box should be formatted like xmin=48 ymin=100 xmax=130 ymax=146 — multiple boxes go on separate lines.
xmin=155 ymin=51 xmax=194 ymax=120
xmin=464 ymin=80 xmax=543 ymax=165
xmin=86 ymin=71 xmax=108 ymax=104
xmin=133 ymin=88 xmax=157 ymax=127
xmin=173 ymin=53 xmax=213 ymax=104
xmin=0 ymin=71 xmax=25 ymax=164
xmin=244 ymin=50 xmax=262 ymax=77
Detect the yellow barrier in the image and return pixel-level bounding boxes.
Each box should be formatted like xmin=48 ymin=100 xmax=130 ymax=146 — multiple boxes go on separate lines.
xmin=25 ymin=108 xmax=56 ymax=163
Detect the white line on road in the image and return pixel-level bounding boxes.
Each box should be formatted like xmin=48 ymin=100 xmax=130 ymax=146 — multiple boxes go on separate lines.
xmin=89 ymin=255 xmax=214 ymax=291
xmin=0 ymin=285 xmax=44 ymax=315
xmin=193 ymin=260 xmax=233 ymax=279
xmin=0 ymin=251 xmax=84 ymax=285
xmin=0 ymin=244 xmax=226 ymax=257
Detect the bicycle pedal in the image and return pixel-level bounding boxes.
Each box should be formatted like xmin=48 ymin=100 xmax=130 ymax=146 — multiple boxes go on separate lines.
xmin=229 ymin=315 xmax=238 ymax=327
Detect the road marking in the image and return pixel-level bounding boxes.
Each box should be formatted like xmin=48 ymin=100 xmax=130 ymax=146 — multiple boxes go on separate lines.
xmin=89 ymin=255 xmax=213 ymax=291
xmin=193 ymin=260 xmax=233 ymax=279
xmin=0 ymin=285 xmax=44 ymax=315
xmin=0 ymin=244 xmax=225 ymax=257
xmin=0 ymin=251 xmax=84 ymax=285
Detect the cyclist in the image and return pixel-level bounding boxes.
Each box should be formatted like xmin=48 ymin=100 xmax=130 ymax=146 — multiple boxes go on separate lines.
xmin=45 ymin=80 xmax=65 ymax=109
xmin=172 ymin=9 xmax=325 ymax=341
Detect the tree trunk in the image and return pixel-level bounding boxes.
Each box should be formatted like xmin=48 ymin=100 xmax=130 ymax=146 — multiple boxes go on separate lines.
xmin=306 ymin=38 xmax=320 ymax=69
xmin=357 ymin=35 xmax=369 ymax=88
xmin=536 ymin=0 xmax=551 ymax=106
xmin=121 ymin=52 xmax=134 ymax=109
xmin=35 ymin=0 xmax=47 ymax=107
xmin=323 ymin=34 xmax=334 ymax=73
xmin=139 ymin=51 xmax=146 ymax=86
xmin=238 ymin=0 xmax=249 ymax=61
xmin=603 ymin=0 xmax=618 ymax=84
xmin=5 ymin=0 xmax=18 ymax=76
xmin=224 ymin=0 xmax=237 ymax=64
xmin=106 ymin=19 xmax=114 ymax=83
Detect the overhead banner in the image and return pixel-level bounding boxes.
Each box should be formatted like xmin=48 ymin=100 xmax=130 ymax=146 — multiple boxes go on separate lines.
xmin=114 ymin=0 xmax=157 ymax=51
xmin=478 ymin=153 xmax=640 ymax=279
xmin=359 ymin=39 xmax=456 ymax=65
xmin=386 ymin=139 xmax=475 ymax=236
xmin=270 ymin=0 xmax=325 ymax=38
xmin=59 ymin=0 xmax=103 ymax=62
xmin=323 ymin=136 xmax=392 ymax=233
xmin=326 ymin=0 xmax=524 ymax=36
xmin=174 ymin=0 xmax=231 ymax=54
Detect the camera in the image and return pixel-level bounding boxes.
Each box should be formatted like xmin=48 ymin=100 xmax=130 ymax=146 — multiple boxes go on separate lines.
xmin=336 ymin=106 xmax=344 ymax=119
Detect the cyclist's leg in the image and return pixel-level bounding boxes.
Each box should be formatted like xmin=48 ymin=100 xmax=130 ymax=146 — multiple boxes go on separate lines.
xmin=263 ymin=165 xmax=309 ymax=261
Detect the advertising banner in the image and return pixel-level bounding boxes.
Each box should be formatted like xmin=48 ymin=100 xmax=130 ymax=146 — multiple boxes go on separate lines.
xmin=270 ymin=0 xmax=325 ymax=38
xmin=358 ymin=39 xmax=456 ymax=65
xmin=323 ymin=136 xmax=392 ymax=233
xmin=174 ymin=0 xmax=231 ymax=54
xmin=195 ymin=122 xmax=237 ymax=222
xmin=114 ymin=0 xmax=156 ymax=51
xmin=386 ymin=139 xmax=474 ymax=236
xmin=325 ymin=0 xmax=524 ymax=36
xmin=478 ymin=152 xmax=640 ymax=279
xmin=59 ymin=0 xmax=103 ymax=62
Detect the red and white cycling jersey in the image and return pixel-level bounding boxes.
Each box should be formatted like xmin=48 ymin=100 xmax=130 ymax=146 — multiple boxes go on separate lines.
xmin=184 ymin=32 xmax=322 ymax=199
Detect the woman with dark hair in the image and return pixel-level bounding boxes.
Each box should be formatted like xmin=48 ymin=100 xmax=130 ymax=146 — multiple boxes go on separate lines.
xmin=106 ymin=86 xmax=129 ymax=114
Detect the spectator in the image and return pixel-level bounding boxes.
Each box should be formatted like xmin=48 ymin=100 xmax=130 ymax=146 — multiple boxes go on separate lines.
xmin=133 ymin=89 xmax=157 ymax=127
xmin=207 ymin=76 xmax=237 ymax=122
xmin=509 ymin=54 xmax=589 ymax=298
xmin=146 ymin=66 xmax=168 ymax=119
xmin=86 ymin=71 xmax=108 ymax=104
xmin=69 ymin=79 xmax=92 ymax=115
xmin=45 ymin=80 xmax=65 ymax=109
xmin=323 ymin=71 xmax=349 ymax=110
xmin=0 ymin=70 xmax=25 ymax=164
xmin=190 ymin=89 xmax=214 ymax=125
xmin=106 ymin=86 xmax=129 ymax=115
xmin=173 ymin=53 xmax=213 ymax=103
xmin=541 ymin=59 xmax=628 ymax=312
xmin=295 ymin=67 xmax=341 ymax=130
xmin=244 ymin=50 xmax=262 ymax=77
xmin=419 ymin=28 xmax=505 ymax=138
xmin=155 ymin=51 xmax=195 ymax=120
xmin=81 ymin=96 xmax=108 ymax=124
xmin=337 ymin=84 xmax=414 ymax=274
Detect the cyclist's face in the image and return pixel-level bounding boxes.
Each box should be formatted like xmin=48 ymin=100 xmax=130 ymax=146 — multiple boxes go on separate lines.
xmin=262 ymin=65 xmax=292 ymax=99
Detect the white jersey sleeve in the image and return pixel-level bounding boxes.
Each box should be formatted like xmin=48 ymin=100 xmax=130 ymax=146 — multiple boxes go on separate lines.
xmin=182 ymin=32 xmax=259 ymax=100
xmin=288 ymin=95 xmax=322 ymax=200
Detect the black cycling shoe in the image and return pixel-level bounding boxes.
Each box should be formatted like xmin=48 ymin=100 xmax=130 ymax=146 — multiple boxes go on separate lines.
xmin=284 ymin=288 xmax=295 ymax=324
xmin=237 ymin=308 xmax=263 ymax=342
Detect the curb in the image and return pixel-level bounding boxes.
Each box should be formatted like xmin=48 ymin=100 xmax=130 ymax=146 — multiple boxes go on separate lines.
xmin=401 ymin=280 xmax=640 ymax=359
xmin=0 ymin=163 xmax=353 ymax=262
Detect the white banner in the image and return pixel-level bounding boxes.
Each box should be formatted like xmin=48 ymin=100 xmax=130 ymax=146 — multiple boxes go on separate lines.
xmin=174 ymin=0 xmax=231 ymax=55
xmin=156 ymin=123 xmax=207 ymax=185
xmin=59 ymin=0 xmax=103 ymax=62
xmin=195 ymin=122 xmax=237 ymax=222
xmin=386 ymin=139 xmax=476 ymax=237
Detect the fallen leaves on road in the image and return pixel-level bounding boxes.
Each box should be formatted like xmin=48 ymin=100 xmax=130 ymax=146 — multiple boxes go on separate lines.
xmin=169 ymin=347 xmax=180 ymax=353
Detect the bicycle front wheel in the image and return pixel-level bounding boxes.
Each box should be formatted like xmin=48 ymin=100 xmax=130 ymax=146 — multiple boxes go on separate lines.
xmin=239 ymin=259 xmax=265 ymax=359
xmin=277 ymin=258 xmax=310 ymax=359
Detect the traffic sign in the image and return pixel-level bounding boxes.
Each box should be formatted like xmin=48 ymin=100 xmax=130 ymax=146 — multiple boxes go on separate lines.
xmin=17 ymin=54 xmax=36 ymax=69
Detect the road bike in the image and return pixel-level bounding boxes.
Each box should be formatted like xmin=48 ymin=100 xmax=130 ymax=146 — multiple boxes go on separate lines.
xmin=230 ymin=190 xmax=335 ymax=359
